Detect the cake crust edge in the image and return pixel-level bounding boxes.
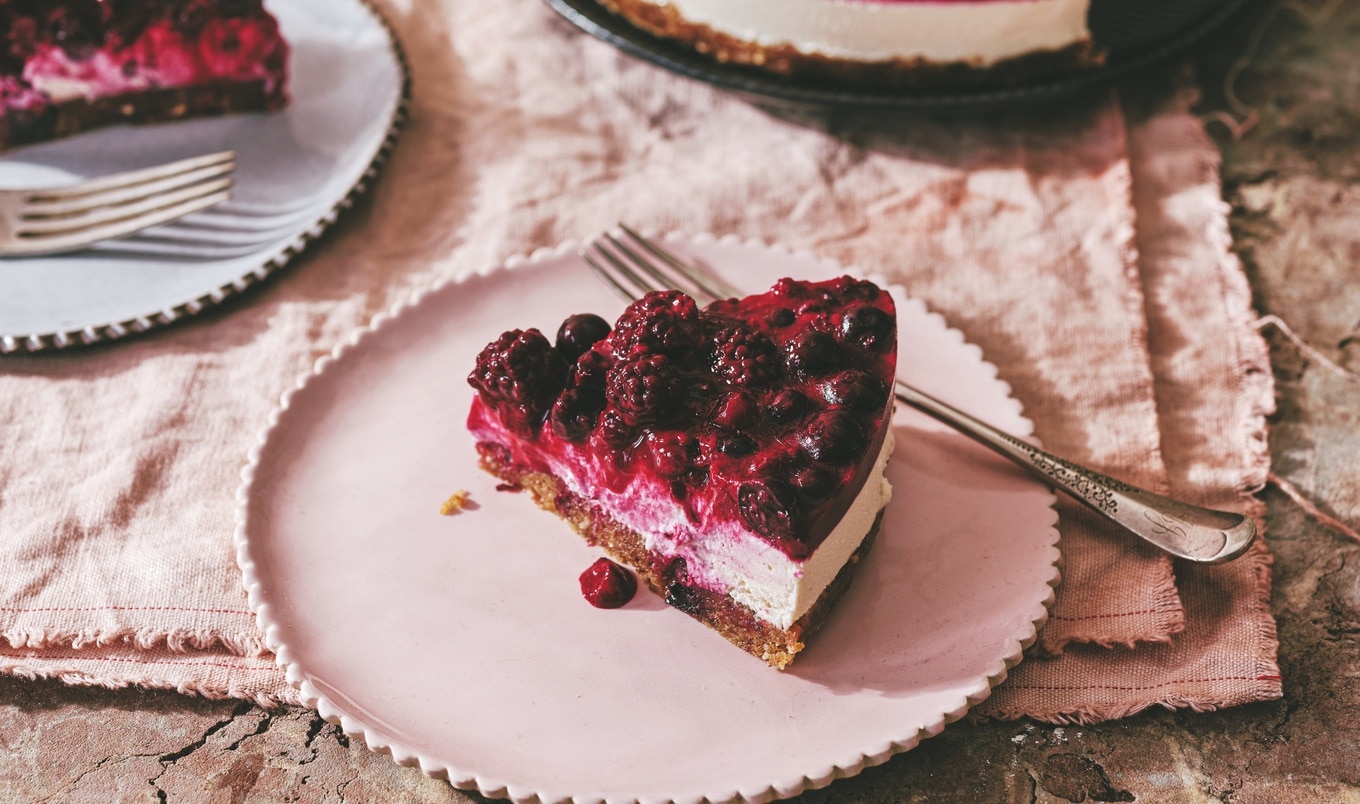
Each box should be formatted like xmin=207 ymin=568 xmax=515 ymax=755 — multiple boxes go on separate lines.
xmin=476 ymin=441 xmax=883 ymax=669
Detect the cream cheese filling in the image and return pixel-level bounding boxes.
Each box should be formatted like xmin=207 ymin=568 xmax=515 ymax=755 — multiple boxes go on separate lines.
xmin=644 ymin=0 xmax=1091 ymax=65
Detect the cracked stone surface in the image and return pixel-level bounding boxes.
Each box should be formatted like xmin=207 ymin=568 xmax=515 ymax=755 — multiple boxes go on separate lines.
xmin=2 ymin=1 xmax=1358 ymax=801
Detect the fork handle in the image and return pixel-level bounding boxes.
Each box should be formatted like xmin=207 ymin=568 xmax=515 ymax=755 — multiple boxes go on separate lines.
xmin=894 ymin=380 xmax=1256 ymax=563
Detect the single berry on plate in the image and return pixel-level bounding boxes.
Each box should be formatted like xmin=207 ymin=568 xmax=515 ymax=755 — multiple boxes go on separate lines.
xmin=579 ymin=558 xmax=637 ymax=609
xmin=556 ymin=313 xmax=612 ymax=362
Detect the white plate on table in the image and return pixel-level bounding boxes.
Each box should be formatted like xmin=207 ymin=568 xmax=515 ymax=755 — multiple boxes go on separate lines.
xmin=235 ymin=235 xmax=1061 ymax=802
xmin=0 ymin=0 xmax=409 ymax=353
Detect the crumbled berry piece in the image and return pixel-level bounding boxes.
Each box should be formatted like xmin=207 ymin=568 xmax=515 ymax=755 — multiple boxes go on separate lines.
xmin=468 ymin=328 xmax=567 ymax=437
xmin=606 ymin=353 xmax=684 ymax=427
xmin=556 ymin=313 xmax=612 ymax=362
xmin=611 ymin=290 xmax=699 ymax=358
xmin=709 ymin=323 xmax=781 ymax=388
xmin=799 ymin=411 xmax=866 ymax=464
xmin=579 ymin=558 xmax=637 ymax=609
xmin=821 ymin=370 xmax=889 ymax=413
xmin=665 ymin=582 xmax=701 ymax=613
xmin=839 ymin=303 xmax=895 ymax=352
xmin=784 ymin=329 xmax=838 ymax=377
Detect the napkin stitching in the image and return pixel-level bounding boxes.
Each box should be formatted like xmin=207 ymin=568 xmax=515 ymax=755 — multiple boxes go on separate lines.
xmin=3 ymin=627 xmax=268 ymax=657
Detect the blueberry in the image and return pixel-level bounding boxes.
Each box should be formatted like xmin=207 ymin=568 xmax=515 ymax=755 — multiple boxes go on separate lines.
xmin=555 ymin=313 xmax=612 ymax=362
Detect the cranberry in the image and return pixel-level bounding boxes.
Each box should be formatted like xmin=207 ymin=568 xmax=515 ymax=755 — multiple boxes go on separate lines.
xmin=709 ymin=324 xmax=780 ymax=388
xmin=606 ymin=353 xmax=684 ymax=427
xmin=555 ymin=313 xmax=612 ymax=362
xmin=738 ymin=478 xmax=800 ymax=540
xmin=579 ymin=558 xmax=636 ymax=609
xmin=611 ymin=290 xmax=699 ymax=358
xmin=790 ymin=464 xmax=836 ymax=506
xmin=765 ymin=389 xmax=809 ymax=425
xmin=821 ymin=370 xmax=889 ymax=413
xmin=799 ymin=410 xmax=866 ymax=464
xmin=712 ymin=391 xmax=756 ymax=430
xmin=467 ymin=328 xmax=567 ymax=437
xmin=784 ymin=330 xmax=838 ymax=377
xmin=839 ymin=304 xmax=895 ymax=352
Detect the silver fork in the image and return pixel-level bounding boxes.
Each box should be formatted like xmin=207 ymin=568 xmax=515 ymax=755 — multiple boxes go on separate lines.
xmin=583 ymin=224 xmax=1257 ymax=564
xmin=0 ymin=151 xmax=235 ymax=257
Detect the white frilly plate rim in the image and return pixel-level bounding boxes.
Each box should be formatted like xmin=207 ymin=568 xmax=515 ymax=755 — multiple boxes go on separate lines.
xmin=0 ymin=0 xmax=412 ymax=355
xmin=233 ymin=232 xmax=1062 ymax=803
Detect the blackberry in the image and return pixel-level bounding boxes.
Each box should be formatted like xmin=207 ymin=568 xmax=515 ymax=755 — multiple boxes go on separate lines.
xmin=709 ymin=324 xmax=780 ymax=388
xmin=606 ymin=354 xmax=684 ymax=427
xmin=555 ymin=313 xmax=612 ymax=363
xmin=611 ymin=290 xmax=699 ymax=358
xmin=467 ymin=328 xmax=567 ymax=437
xmin=550 ymin=385 xmax=605 ymax=442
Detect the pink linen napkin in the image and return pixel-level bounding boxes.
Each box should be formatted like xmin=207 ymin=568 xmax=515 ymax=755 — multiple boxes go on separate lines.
xmin=0 ymin=0 xmax=1278 ymax=721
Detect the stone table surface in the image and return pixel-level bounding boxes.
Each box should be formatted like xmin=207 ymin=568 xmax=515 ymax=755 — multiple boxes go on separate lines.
xmin=3 ymin=2 xmax=1359 ymax=802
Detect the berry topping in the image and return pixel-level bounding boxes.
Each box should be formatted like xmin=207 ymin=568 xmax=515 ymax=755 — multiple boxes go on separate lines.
xmin=648 ymin=431 xmax=693 ymax=477
xmin=606 ymin=353 xmax=685 ymax=427
xmin=717 ymin=432 xmax=755 ymax=456
xmin=767 ymin=307 xmax=795 ymax=328
xmin=709 ymin=324 xmax=781 ymax=388
xmin=712 ymin=391 xmax=756 ymax=430
xmin=790 ymin=464 xmax=837 ymax=506
xmin=467 ymin=328 xmax=567 ymax=437
xmin=784 ymin=329 xmax=838 ymax=377
xmin=579 ymin=558 xmax=637 ymax=609
xmin=738 ymin=478 xmax=801 ymax=543
xmin=799 ymin=411 xmax=866 ymax=464
xmin=821 ymin=370 xmax=889 ymax=413
xmin=839 ymin=303 xmax=895 ymax=352
xmin=597 ymin=409 xmax=635 ymax=450
xmin=765 ymin=389 xmax=809 ymax=426
xmin=550 ymin=385 xmax=605 ymax=442
xmin=556 ymin=313 xmax=612 ymax=362
xmin=612 ymin=290 xmax=699 ymax=358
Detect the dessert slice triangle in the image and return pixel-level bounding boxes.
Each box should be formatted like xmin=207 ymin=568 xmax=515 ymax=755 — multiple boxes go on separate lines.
xmin=467 ymin=276 xmax=897 ymax=668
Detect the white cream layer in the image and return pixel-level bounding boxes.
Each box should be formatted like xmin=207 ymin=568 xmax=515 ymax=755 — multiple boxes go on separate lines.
xmin=643 ymin=0 xmax=1091 ymax=65
xmin=542 ymin=429 xmax=895 ymax=631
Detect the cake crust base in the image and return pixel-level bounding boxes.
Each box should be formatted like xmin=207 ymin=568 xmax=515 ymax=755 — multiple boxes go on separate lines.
xmin=0 ymin=81 xmax=275 ymax=151
xmin=477 ymin=442 xmax=882 ymax=669
xmin=598 ymin=0 xmax=1102 ymax=88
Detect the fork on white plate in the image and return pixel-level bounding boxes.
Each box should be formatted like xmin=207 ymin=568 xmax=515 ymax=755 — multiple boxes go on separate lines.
xmin=582 ymin=224 xmax=1257 ymax=564
xmin=0 ymin=151 xmax=235 ymax=257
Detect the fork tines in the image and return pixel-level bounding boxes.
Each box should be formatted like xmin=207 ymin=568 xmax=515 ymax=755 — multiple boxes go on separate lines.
xmin=581 ymin=225 xmax=740 ymax=305
xmin=1 ymin=150 xmax=235 ymax=257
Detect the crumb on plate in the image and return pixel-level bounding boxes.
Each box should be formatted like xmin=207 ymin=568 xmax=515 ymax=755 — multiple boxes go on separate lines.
xmin=440 ymin=490 xmax=471 ymax=516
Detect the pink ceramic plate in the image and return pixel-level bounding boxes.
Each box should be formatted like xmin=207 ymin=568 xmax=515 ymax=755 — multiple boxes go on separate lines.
xmin=235 ymin=234 xmax=1061 ymax=803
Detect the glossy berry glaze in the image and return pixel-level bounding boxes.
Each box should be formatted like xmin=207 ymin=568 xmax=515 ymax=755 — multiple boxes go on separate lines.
xmin=1 ymin=0 xmax=286 ymax=139
xmin=467 ymin=276 xmax=897 ymax=578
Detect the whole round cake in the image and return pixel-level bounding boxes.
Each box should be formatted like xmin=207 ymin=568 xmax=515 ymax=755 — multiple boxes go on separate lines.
xmin=599 ymin=0 xmax=1101 ymax=85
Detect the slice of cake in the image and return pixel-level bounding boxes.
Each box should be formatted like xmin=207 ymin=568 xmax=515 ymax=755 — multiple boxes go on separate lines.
xmin=0 ymin=1 xmax=288 ymax=150
xmin=597 ymin=0 xmax=1098 ymax=86
xmin=467 ymin=276 xmax=897 ymax=668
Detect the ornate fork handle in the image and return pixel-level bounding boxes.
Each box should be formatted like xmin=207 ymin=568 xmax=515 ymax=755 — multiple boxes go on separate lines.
xmin=894 ymin=380 xmax=1256 ymax=563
